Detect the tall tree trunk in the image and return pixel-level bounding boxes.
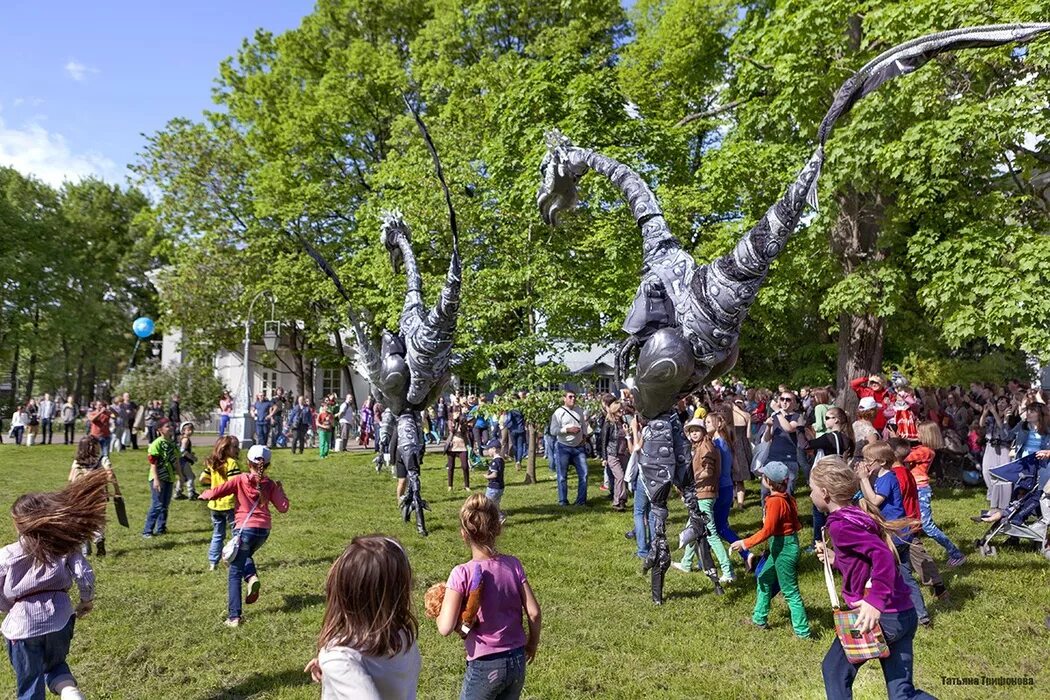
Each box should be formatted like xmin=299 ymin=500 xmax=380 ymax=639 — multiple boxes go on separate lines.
xmin=86 ymin=363 xmax=97 ymax=403
xmin=9 ymin=345 xmax=19 ymax=406
xmin=525 ymin=426 xmax=537 ymax=484
xmin=831 ymin=188 xmax=889 ymax=412
xmin=61 ymin=336 xmax=71 ymax=397
xmin=23 ymin=308 xmax=39 ymax=401
xmin=74 ymin=347 xmax=86 ymax=406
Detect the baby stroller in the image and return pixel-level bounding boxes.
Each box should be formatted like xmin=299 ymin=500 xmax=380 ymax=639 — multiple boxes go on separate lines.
xmin=974 ymin=455 xmax=1049 ymax=558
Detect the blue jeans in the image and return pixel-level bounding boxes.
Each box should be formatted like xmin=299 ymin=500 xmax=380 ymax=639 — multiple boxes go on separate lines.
xmin=812 ymin=507 xmax=827 ymax=546
xmin=255 ymin=421 xmax=269 ymax=446
xmin=633 ymin=472 xmax=654 ymax=557
xmin=544 ymin=433 xmax=557 ymax=472
xmin=714 ymin=484 xmax=749 ymax=563
xmin=218 ymin=414 xmax=230 ymax=437
xmin=209 ymin=509 xmax=235 ymax=564
xmin=485 ymin=487 xmax=504 ymax=511
xmin=6 ymin=615 xmax=76 ymax=700
xmin=511 ymin=432 xmax=528 ymax=463
xmin=228 ymin=527 xmax=269 ymax=619
xmin=916 ymin=486 xmax=961 ymax=559
xmin=143 ymin=480 xmax=174 ymax=535
xmin=98 ymin=435 xmax=111 ymax=458
xmin=822 ymin=608 xmax=935 ymax=700
xmin=895 ymin=542 xmax=928 ymax=621
xmin=555 ymin=443 xmax=588 ymax=505
xmin=460 ymin=647 xmax=526 ymax=700
xmin=270 ymin=416 xmax=283 ymax=446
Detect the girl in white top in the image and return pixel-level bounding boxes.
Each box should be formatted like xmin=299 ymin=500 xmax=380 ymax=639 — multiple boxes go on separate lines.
xmin=305 ymin=536 xmax=421 ymax=700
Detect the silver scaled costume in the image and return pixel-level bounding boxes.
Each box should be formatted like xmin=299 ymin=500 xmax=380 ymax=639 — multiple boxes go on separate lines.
xmin=537 ymin=24 xmax=1049 ymax=603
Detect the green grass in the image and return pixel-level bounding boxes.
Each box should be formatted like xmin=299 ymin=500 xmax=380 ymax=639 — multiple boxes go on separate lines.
xmin=0 ymin=443 xmax=1046 ymax=699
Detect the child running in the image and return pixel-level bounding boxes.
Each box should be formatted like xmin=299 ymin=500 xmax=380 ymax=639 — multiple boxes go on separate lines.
xmin=1 ymin=470 xmax=109 ymax=700
xmin=905 ymin=423 xmax=965 ymax=567
xmin=810 ymin=455 xmax=936 ymax=699
xmin=483 ymin=439 xmax=507 ymax=523
xmin=67 ymin=436 xmax=113 ymax=556
xmin=856 ymin=442 xmax=933 ymax=627
xmin=198 ymin=445 xmax=289 ymax=627
xmin=730 ymin=461 xmax=811 ymax=639
xmin=198 ymin=436 xmax=242 ymax=571
xmin=437 ymin=494 xmax=541 ymax=700
xmin=304 ymin=536 xmax=422 ymax=699
xmin=673 ymin=419 xmax=733 ymax=584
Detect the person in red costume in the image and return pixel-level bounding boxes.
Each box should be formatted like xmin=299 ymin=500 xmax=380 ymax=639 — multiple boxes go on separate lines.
xmin=850 ymin=374 xmax=893 ymax=432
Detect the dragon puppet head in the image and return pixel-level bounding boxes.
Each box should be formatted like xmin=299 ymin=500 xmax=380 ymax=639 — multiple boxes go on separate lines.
xmin=537 ymin=129 xmax=588 ymax=226
xmin=380 ymin=209 xmax=412 ymax=273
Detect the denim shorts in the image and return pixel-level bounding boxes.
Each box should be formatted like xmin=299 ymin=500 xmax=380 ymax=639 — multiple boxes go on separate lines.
xmin=460 ymin=646 xmax=526 ymax=700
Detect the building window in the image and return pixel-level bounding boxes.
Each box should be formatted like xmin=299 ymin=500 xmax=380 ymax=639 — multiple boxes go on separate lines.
xmin=260 ymin=370 xmax=278 ymax=398
xmin=458 ymin=382 xmax=479 ymax=399
xmin=594 ymin=377 xmax=611 ymax=394
xmin=321 ymin=368 xmax=342 ymax=399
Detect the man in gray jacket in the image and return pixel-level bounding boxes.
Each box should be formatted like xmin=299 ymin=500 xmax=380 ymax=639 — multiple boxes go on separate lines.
xmin=549 ymin=391 xmax=589 ymax=506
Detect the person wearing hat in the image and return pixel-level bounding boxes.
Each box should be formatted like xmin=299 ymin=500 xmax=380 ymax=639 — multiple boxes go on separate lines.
xmin=198 ymin=444 xmax=289 ymax=627
xmin=730 ymin=460 xmax=811 ymax=639
xmin=143 ymin=418 xmax=179 ymax=538
xmin=673 ymin=419 xmax=733 ymax=583
xmin=850 ymin=374 xmax=893 ymax=432
xmin=482 ymin=438 xmax=507 ymax=522
xmin=853 ymin=396 xmax=881 ymax=452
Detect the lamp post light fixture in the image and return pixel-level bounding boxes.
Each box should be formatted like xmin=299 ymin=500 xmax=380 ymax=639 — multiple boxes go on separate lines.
xmin=236 ymin=291 xmax=279 ymax=449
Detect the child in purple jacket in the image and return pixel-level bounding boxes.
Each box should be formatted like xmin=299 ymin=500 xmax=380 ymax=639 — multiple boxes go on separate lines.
xmin=809 ymin=456 xmax=936 ymax=700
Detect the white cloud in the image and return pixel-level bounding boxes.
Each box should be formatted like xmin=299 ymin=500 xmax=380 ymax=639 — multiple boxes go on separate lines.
xmin=64 ymin=60 xmax=98 ymax=82
xmin=0 ymin=117 xmax=121 ymax=186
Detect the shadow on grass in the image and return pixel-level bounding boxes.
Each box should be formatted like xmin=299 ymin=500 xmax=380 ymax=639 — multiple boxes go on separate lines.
xmin=281 ymin=593 xmax=325 ymax=612
xmin=201 ymin=667 xmax=312 ymax=700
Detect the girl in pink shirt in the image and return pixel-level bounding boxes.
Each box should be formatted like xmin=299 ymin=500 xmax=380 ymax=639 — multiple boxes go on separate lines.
xmin=437 ymin=494 xmax=541 ymax=700
xmin=198 ymin=445 xmax=289 ymax=627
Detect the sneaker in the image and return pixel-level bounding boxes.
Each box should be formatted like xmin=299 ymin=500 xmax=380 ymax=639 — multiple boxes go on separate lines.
xmin=947 ymin=554 xmax=966 ymax=568
xmin=625 ymin=530 xmax=636 ymax=540
xmin=933 ymin=584 xmax=949 ymax=601
xmin=599 ymin=484 xmax=609 ymax=491
xmin=224 ymin=617 xmax=242 ymax=628
xmin=209 ymin=562 xmax=217 ymax=571
xmin=95 ymin=541 xmax=106 ymax=557
xmin=671 ymin=562 xmax=692 ymax=574
xmin=142 ymin=533 xmax=153 ymax=540
xmin=741 ymin=618 xmax=770 ymax=631
xmin=174 ymin=493 xmax=187 ymax=500
xmin=245 ymin=575 xmax=261 ymax=605
xmin=919 ymin=616 xmax=933 ymax=628
xmin=188 ymin=492 xmax=199 ymax=500
xmin=718 ymin=574 xmax=735 ymax=585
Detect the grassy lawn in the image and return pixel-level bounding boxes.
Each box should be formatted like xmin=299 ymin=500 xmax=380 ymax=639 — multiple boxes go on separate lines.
xmin=0 ymin=443 xmax=1046 ymax=699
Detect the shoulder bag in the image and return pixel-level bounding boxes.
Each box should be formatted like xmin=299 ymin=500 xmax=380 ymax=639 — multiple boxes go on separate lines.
xmin=221 ymin=484 xmax=266 ymax=564
xmin=822 ymin=535 xmax=890 ymax=664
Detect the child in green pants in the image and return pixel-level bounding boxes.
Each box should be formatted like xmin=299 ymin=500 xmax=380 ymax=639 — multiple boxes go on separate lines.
xmin=731 ymin=460 xmax=811 ymax=639
xmin=673 ymin=419 xmax=733 ymax=583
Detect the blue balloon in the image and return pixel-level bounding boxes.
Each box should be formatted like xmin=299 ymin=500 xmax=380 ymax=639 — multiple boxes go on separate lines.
xmin=133 ymin=317 xmax=155 ymax=339
xmin=962 ymin=470 xmax=982 ymax=487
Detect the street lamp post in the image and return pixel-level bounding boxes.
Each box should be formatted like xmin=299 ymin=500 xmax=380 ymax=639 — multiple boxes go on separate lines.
xmin=236 ymin=291 xmax=279 ymax=449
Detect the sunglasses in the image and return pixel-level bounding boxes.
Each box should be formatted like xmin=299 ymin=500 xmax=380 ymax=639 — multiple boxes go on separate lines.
xmin=780 ymin=396 xmax=794 ymax=401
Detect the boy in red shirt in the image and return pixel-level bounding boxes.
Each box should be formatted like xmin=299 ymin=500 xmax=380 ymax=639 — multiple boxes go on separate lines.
xmin=889 ymin=439 xmax=948 ymax=605
xmin=731 ymin=461 xmax=811 ymax=639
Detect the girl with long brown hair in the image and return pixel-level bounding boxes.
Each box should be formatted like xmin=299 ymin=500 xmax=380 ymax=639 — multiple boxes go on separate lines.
xmin=303 ymin=536 xmax=421 ymax=698
xmin=2 ymin=470 xmax=109 ymax=700
xmin=198 ymin=435 xmax=242 ymax=570
xmin=809 ymin=456 xmax=933 ymax=699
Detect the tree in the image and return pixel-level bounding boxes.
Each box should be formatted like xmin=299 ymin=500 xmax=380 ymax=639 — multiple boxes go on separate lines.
xmin=116 ymin=361 xmax=228 ymax=421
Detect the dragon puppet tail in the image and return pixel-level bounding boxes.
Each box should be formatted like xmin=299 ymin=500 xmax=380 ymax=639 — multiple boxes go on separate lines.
xmin=684 ymin=23 xmax=1050 ymax=361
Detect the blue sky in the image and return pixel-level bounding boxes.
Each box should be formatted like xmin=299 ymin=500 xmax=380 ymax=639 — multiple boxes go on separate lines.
xmin=0 ymin=1 xmax=313 ymax=188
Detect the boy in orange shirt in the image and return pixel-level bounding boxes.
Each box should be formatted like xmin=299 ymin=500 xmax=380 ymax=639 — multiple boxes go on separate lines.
xmin=731 ymin=461 xmax=811 ymax=639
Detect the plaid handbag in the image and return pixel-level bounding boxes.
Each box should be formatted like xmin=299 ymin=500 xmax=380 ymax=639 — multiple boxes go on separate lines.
xmin=822 ymin=536 xmax=890 ymax=664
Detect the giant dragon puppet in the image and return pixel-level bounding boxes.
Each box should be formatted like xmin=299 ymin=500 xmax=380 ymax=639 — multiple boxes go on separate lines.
xmin=295 ymin=100 xmax=461 ymax=537
xmin=538 ymin=24 xmax=1050 ymax=603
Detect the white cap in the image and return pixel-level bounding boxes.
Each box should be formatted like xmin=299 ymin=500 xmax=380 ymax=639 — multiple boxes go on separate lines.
xmin=857 ymin=397 xmax=878 ymax=411
xmin=247 ymin=445 xmax=271 ymax=464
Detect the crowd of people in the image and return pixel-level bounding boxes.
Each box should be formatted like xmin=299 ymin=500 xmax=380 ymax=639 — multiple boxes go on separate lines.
xmin=2 ymin=373 xmax=1048 ymax=699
